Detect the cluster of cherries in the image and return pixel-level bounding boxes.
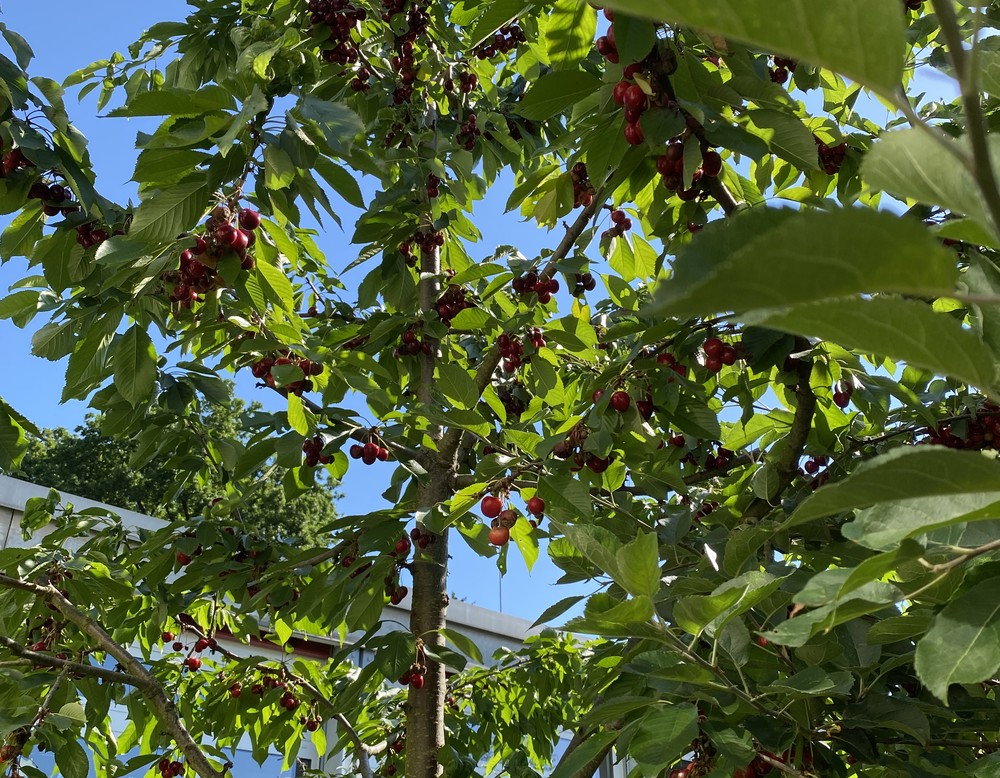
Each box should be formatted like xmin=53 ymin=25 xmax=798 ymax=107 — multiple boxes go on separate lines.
xmin=390 ymin=42 xmax=420 ymax=105
xmin=497 ymin=383 xmax=527 ymax=418
xmin=769 ymin=56 xmax=797 ymax=85
xmin=831 ymin=381 xmax=853 ymax=409
xmin=572 ymin=272 xmax=598 ymax=296
xmin=395 ymin=326 xmax=433 ymax=357
xmin=703 ymin=337 xmax=739 ymax=373
xmin=474 ymin=22 xmax=525 ymax=59
xmin=656 ymin=143 xmax=722 ymax=199
xmin=398 ymin=662 xmax=427 ymax=689
xmin=601 ymin=208 xmax=633 ymax=241
xmin=570 ymin=162 xmax=596 ymax=208
xmin=349 ymin=439 xmax=391 ymax=465
xmin=425 ymin=173 xmax=441 ymax=199
xmin=481 ymin=495 xmax=524 ymax=545
xmin=612 ymin=75 xmax=651 ymax=146
xmin=384 ymin=548 xmax=410 ymax=605
xmin=400 ymin=229 xmax=445 ymax=266
xmin=497 ymin=329 xmax=545 ymax=372
xmin=28 ymin=179 xmax=80 ymax=217
xmin=657 ymin=352 xmax=689 ymax=379
xmin=455 ymin=112 xmax=482 ymax=151
xmin=308 ymin=0 xmax=364 ymax=66
xmin=165 ymin=206 xmax=261 ymax=306
xmin=250 ymin=351 xmax=323 ymax=396
xmin=446 ymin=71 xmax=478 ymax=94
xmin=408 ymin=526 xmax=434 ymax=549
xmin=302 ymin=435 xmax=333 ymax=468
xmin=231 ymin=675 xmax=324 ymax=729
xmin=513 ymin=272 xmax=560 ymax=303
xmin=815 ymin=136 xmax=849 ymax=175
xmin=594 ymin=10 xmax=621 ymax=64
xmin=157 ymin=759 xmax=186 ymax=778
xmin=74 ymin=221 xmax=112 ymax=250
xmin=924 ymin=406 xmax=1000 ymax=451
xmin=435 ymin=283 xmax=474 ymax=325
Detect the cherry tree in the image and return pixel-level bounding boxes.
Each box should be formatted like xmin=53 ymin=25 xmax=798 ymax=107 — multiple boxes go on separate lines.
xmin=3 ymin=1 xmax=1000 ymax=777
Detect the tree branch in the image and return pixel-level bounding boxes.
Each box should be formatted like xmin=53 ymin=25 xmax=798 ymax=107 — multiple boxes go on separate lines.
xmin=930 ymin=0 xmax=1000 ymax=235
xmin=0 ymin=635 xmax=140 ymax=686
xmin=0 ymin=574 xmax=224 ymax=778
xmin=335 ymin=713 xmax=377 ymax=778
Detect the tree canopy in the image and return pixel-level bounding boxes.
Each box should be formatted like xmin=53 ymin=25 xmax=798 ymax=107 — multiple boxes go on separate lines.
xmin=3 ymin=2 xmax=1000 ymax=778
xmin=9 ymin=390 xmax=339 ymax=544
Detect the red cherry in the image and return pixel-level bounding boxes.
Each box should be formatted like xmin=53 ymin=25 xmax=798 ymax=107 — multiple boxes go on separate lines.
xmin=637 ymin=400 xmax=654 ymax=419
xmin=185 ymin=657 xmax=202 ymax=671
xmin=526 ymin=496 xmax=545 ymax=516
xmin=703 ymin=338 xmax=724 ymax=358
xmin=410 ymin=674 xmax=425 ymax=689
xmin=705 ymin=355 xmax=723 ymax=373
xmin=720 ymin=346 xmax=738 ymax=366
xmin=394 ymin=537 xmax=411 ymax=556
xmin=238 ymin=209 xmax=261 ymax=230
xmin=162 ymin=631 xmax=175 ymax=642
xmin=701 ymin=150 xmax=723 ymax=177
xmin=194 ymin=638 xmax=210 ymax=652
xmin=610 ymin=391 xmax=631 ymax=413
xmin=623 ymin=84 xmax=646 ymax=109
xmin=172 ymin=641 xmax=184 ymax=651
xmin=176 ymin=552 xmax=192 ymax=566
xmin=349 ymin=444 xmax=364 ymax=459
xmin=230 ymin=683 xmax=242 ymax=698
xmin=489 ymin=526 xmax=510 ymax=546
xmin=610 ymin=209 xmax=626 ymax=224
xmin=612 ymin=80 xmax=631 ymax=105
xmin=833 ymin=391 xmax=850 ymax=408
xmin=592 ymin=389 xmax=605 ymax=403
xmin=481 ymin=495 xmax=503 ymax=518
xmin=624 ymin=123 xmax=644 ymax=145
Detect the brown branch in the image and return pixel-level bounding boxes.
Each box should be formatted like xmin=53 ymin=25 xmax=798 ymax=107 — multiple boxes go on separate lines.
xmin=920 ymin=537 xmax=1000 ymax=573
xmin=335 ymin=713 xmax=377 ymax=778
xmin=755 ymin=753 xmax=809 ymax=777
xmin=0 ymin=574 xmax=224 ymax=778
xmin=0 ymin=635 xmax=141 ymax=686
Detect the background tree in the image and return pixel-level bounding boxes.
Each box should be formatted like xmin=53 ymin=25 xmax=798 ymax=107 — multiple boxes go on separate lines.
xmin=9 ymin=391 xmax=339 ymax=544
xmin=3 ymin=2 xmax=1000 ymax=778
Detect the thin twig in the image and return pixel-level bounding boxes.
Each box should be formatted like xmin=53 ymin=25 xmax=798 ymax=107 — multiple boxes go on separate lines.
xmin=0 ymin=635 xmax=141 ymax=686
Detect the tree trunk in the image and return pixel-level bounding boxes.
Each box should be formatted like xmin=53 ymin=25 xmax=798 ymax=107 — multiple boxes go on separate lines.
xmin=405 ymin=240 xmax=450 ymax=778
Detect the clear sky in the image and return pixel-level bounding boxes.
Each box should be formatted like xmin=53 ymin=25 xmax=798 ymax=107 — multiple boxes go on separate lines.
xmin=0 ymin=1 xmax=594 ymax=622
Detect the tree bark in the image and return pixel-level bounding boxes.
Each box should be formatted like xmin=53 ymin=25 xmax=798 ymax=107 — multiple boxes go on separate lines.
xmin=406 ymin=240 xmax=450 ymax=778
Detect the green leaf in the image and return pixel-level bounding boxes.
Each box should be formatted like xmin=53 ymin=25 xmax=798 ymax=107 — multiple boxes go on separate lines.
xmin=866 ymin=613 xmax=932 ymax=645
xmin=256 ymin=258 xmax=296 ymax=312
xmin=744 ymin=297 xmax=996 ymax=392
xmin=0 ymin=396 xmax=28 ymax=469
xmin=516 ymin=71 xmax=604 ymax=121
xmin=745 ymin=109 xmax=819 ymax=171
xmin=651 ymin=208 xmax=958 ymax=318
xmin=762 ymin=666 xmax=854 ymax=697
xmin=863 ymin=129 xmax=996 ymax=239
xmin=510 ymin=514 xmax=539 ymax=572
xmin=130 ymin=177 xmax=209 ymax=244
xmin=0 ymin=203 xmax=42 ymax=261
xmin=133 ymin=149 xmax=211 ymax=185
xmin=54 ymin=740 xmax=90 ymax=778
xmin=287 ymin=393 xmax=309 ymax=436
xmin=107 ymin=85 xmax=235 ymax=117
xmin=299 ymin=96 xmax=363 ymax=153
xmin=673 ymin=587 xmax=744 ymax=638
xmin=628 ymin=704 xmax=699 ymax=774
xmin=601 ymin=0 xmax=905 ymax=96
xmin=613 ymin=15 xmax=657 ymax=66
xmin=545 ymin=0 xmax=598 ymax=68
xmin=539 ymin=476 xmax=593 ymax=522
xmin=440 ymin=627 xmax=484 ymax=663
xmin=614 ymin=531 xmax=660 ymax=597
xmin=548 ymin=731 xmax=618 ymax=778
xmin=843 ymin=493 xmax=1000 ymax=551
xmin=315 ymin=156 xmax=366 ymax=209
xmin=112 ymin=325 xmax=157 ymax=407
xmin=789 ymin=448 xmax=1000 ymax=527
xmin=0 ymin=289 xmax=39 ymax=320
xmin=437 ymin=362 xmax=479 ymax=410
xmin=915 ymin=577 xmax=1000 ymax=703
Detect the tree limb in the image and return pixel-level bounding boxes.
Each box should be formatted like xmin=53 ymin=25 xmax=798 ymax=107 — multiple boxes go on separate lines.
xmin=0 ymin=635 xmax=141 ymax=686
xmin=0 ymin=574 xmax=225 ymax=778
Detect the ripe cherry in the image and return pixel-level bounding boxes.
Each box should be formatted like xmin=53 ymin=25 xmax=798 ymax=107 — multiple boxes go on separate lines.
xmin=703 ymin=338 xmax=724 ymax=358
xmin=410 ymin=674 xmax=425 ymax=690
xmin=701 ymin=150 xmax=723 ymax=177
xmin=172 ymin=641 xmax=184 ymax=651
xmin=238 ymin=209 xmax=261 ymax=230
xmin=610 ymin=391 xmax=631 ymax=413
xmin=394 ymin=537 xmax=411 ymax=556
xmin=705 ymin=355 xmax=723 ymax=373
xmin=623 ymin=85 xmax=646 ymax=109
xmin=623 ymin=123 xmax=644 ymax=146
xmin=526 ymin=496 xmax=545 ymax=516
xmin=488 ymin=526 xmax=510 ymax=546
xmin=612 ymin=80 xmax=630 ymax=105
xmin=720 ymin=345 xmax=738 ymax=366
xmin=185 ymin=657 xmax=202 ymax=671
xmin=610 ymin=209 xmax=626 ymax=224
xmin=162 ymin=631 xmax=175 ymax=642
xmin=481 ymin=495 xmax=503 ymax=518
xmin=176 ymin=552 xmax=192 ymax=566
